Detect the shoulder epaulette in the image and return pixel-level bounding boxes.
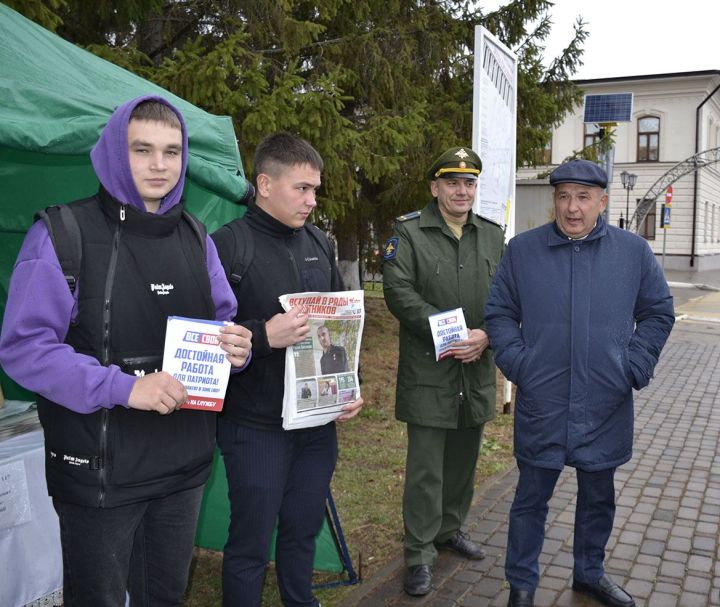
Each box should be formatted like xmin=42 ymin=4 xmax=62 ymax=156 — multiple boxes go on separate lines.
xmin=396 ymin=210 xmax=421 ymax=222
xmin=477 ymin=213 xmax=504 ymax=229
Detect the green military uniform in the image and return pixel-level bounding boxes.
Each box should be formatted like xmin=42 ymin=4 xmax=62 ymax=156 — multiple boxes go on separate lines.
xmin=383 ymin=147 xmax=505 ymax=569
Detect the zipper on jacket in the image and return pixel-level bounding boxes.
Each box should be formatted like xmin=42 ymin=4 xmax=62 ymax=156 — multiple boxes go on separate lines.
xmin=286 ymin=237 xmax=303 ymax=290
xmin=97 ymin=206 xmax=125 ymax=506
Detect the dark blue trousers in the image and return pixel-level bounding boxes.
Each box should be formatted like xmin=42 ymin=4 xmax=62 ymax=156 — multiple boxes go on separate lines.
xmin=505 ymin=461 xmax=616 ymax=590
xmin=53 ymin=485 xmax=204 ymax=607
xmin=217 ymin=418 xmax=337 ymax=607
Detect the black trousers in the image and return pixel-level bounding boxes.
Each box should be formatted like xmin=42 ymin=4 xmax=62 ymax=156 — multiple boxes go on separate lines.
xmin=53 ymin=485 xmax=204 ymax=607
xmin=217 ymin=418 xmax=337 ymax=607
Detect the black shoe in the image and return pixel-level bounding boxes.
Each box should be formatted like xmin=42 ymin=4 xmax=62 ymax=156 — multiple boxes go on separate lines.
xmin=403 ymin=564 xmax=432 ymax=596
xmin=507 ymin=588 xmax=535 ymax=607
xmin=572 ymin=575 xmax=635 ymax=607
xmin=435 ymin=530 xmax=486 ymax=560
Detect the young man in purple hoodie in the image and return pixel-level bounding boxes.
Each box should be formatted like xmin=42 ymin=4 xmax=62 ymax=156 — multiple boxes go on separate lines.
xmin=0 ymin=95 xmax=251 ymax=606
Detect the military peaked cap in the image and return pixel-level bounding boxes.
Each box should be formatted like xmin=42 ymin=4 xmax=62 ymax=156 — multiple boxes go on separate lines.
xmin=427 ymin=147 xmax=482 ymax=181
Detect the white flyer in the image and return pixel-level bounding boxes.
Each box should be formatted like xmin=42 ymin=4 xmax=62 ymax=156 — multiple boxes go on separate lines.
xmin=162 ymin=316 xmax=231 ymax=412
xmin=428 ymin=308 xmax=469 ymax=361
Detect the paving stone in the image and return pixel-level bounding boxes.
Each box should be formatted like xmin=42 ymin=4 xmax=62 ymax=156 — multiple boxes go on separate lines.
xmin=646 ymin=591 xmax=679 ymax=606
xmin=630 ymin=563 xmax=658 ymax=583
xmin=551 ymin=551 xmax=574 ymax=568
xmin=670 ymin=524 xmax=694 ymax=539
xmin=625 ymin=579 xmax=654 ymax=598
xmin=653 ymin=509 xmax=677 ymax=522
xmin=666 ymin=536 xmax=692 ymax=552
xmin=608 ymin=558 xmax=634 ymax=574
xmin=679 ymin=591 xmax=710 ymax=607
xmin=612 ymin=542 xmax=640 ymax=561
xmin=687 ymin=554 xmax=714 ymax=574
xmin=468 ymin=575 xmax=504 ymax=597
xmin=461 ymin=595 xmax=498 ymax=607
xmin=692 ymin=535 xmax=717 ymax=552
xmin=677 ymin=506 xmax=700 ymax=520
xmin=645 ymin=526 xmax=670 ymax=541
xmin=539 ymin=575 xmax=567 ymax=591
xmin=654 ymin=580 xmax=682 ymax=594
xmin=532 ymin=588 xmax=560 ymax=607
xmin=683 ymin=574 xmax=712 ymax=595
xmin=639 ymin=539 xmax=665 ymax=556
xmin=452 ymin=569 xmax=484 ymax=584
xmin=636 ymin=554 xmax=661 ymax=567
xmin=659 ymin=560 xmax=686 ymax=579
xmin=542 ymin=564 xmax=572 ymax=580
xmin=628 ymin=512 xmax=652 ymax=526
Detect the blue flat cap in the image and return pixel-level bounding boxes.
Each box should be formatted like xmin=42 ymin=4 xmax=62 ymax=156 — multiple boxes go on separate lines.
xmin=549 ymin=159 xmax=607 ymax=188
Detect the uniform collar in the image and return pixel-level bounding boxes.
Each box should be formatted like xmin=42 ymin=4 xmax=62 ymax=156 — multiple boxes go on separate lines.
xmin=419 ymin=200 xmax=482 ymax=230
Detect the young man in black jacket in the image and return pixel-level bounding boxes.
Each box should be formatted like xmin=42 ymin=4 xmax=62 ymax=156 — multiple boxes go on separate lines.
xmin=212 ymin=132 xmax=363 ymax=607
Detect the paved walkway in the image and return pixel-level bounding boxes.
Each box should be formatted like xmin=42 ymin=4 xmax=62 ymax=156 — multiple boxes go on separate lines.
xmin=341 ymin=285 xmax=720 ymax=606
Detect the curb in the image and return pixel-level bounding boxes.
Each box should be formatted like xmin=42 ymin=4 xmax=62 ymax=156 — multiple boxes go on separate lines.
xmin=667 ymin=281 xmax=720 ymax=291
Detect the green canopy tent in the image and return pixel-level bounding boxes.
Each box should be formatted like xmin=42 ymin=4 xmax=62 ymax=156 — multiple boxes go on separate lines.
xmin=0 ymin=4 xmax=358 ymax=584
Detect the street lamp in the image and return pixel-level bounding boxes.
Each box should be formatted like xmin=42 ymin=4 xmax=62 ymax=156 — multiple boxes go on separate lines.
xmin=620 ymin=170 xmax=638 ymax=230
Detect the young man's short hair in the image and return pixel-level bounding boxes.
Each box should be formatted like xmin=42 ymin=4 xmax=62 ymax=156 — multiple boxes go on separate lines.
xmin=129 ymin=100 xmax=182 ymax=130
xmin=253 ymin=132 xmax=323 ymax=182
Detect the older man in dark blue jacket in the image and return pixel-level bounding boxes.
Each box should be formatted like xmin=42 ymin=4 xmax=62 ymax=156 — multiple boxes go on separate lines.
xmin=485 ymin=160 xmax=674 ymax=607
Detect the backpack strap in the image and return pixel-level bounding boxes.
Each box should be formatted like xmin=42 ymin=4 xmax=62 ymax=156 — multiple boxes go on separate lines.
xmin=181 ymin=210 xmax=207 ymax=259
xmin=221 ymin=219 xmax=255 ymax=290
xmin=35 ymin=205 xmax=82 ymax=294
xmin=305 ymin=223 xmax=334 ymax=265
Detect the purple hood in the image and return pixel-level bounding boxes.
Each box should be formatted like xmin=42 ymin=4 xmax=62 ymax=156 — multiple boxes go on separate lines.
xmin=90 ymin=95 xmax=188 ymax=214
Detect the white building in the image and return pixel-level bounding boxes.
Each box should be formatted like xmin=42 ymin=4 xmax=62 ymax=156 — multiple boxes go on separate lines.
xmin=517 ymin=70 xmax=720 ymax=271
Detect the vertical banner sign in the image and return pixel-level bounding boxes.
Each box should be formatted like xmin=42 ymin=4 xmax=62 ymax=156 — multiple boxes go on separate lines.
xmin=472 ymin=26 xmax=518 ymax=240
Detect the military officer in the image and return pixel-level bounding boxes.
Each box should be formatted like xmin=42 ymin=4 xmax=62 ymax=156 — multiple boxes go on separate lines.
xmin=383 ymin=146 xmax=505 ymax=596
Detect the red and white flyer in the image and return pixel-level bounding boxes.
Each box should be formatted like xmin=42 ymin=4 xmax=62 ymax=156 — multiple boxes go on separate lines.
xmin=162 ymin=316 xmax=231 ymax=412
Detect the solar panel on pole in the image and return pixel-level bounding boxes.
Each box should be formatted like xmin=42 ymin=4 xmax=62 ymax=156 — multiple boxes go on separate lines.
xmin=582 ymin=93 xmax=634 ymax=223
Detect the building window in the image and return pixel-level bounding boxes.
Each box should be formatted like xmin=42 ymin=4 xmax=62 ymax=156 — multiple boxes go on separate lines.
xmin=637 ymin=116 xmax=660 ymax=161
xmin=542 ymin=139 xmax=552 ymax=164
xmin=640 ymin=201 xmax=656 ymax=241
xmin=531 ymin=139 xmax=552 ymax=166
xmin=584 ymin=123 xmax=601 ymax=149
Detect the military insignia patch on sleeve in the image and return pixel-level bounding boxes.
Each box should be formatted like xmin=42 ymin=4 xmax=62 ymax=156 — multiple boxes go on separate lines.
xmin=383 ymin=237 xmax=399 ymax=260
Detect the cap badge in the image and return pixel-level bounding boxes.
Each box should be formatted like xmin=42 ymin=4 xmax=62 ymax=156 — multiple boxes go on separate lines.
xmin=455 ymin=148 xmax=469 ymax=159
xmin=459 ymin=161 xmax=466 ymax=168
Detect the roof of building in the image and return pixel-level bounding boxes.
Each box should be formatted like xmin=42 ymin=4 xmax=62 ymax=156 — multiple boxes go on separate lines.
xmin=575 ymin=70 xmax=720 ymax=86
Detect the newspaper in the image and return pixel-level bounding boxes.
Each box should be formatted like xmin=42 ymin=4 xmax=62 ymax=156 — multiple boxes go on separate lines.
xmin=279 ymin=290 xmax=364 ymax=430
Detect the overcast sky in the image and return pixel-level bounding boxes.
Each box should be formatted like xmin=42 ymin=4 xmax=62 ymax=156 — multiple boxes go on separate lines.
xmin=485 ymin=0 xmax=719 ymax=80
